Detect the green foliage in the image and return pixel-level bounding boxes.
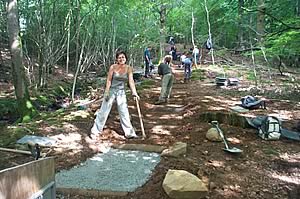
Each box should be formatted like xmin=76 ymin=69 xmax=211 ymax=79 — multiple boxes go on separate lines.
xmin=136 ymin=79 xmax=155 ymax=90
xmin=0 ymin=127 xmax=28 ymax=147
xmin=191 ymin=69 xmax=205 ymax=81
xmin=265 ymin=30 xmax=300 ymax=57
xmin=0 ymin=99 xmax=18 ymax=120
xmin=246 ymin=71 xmax=257 ymax=81
xmin=53 ymin=85 xmax=69 ymax=97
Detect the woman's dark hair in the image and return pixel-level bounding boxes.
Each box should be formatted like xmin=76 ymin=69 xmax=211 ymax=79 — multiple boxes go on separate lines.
xmin=164 ymin=55 xmax=172 ymax=64
xmin=115 ymin=50 xmax=128 ymax=62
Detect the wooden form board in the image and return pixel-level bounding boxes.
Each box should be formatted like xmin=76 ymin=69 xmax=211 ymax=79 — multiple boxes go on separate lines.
xmin=0 ymin=157 xmax=55 ymax=199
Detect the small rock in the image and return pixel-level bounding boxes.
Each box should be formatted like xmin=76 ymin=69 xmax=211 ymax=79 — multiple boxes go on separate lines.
xmin=224 ymin=166 xmax=232 ymax=172
xmin=209 ymin=182 xmax=217 ymax=190
xmin=202 ymin=151 xmax=209 ymax=155
xmin=250 ymin=191 xmax=257 ymax=197
xmin=206 ymin=128 xmax=222 ymax=142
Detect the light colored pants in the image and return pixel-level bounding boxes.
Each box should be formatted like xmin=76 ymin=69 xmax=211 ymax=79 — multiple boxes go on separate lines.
xmin=159 ymin=73 xmax=174 ymax=101
xmin=91 ymin=90 xmax=136 ymax=137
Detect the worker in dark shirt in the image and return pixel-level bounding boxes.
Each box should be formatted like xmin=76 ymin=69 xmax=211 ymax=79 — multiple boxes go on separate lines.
xmin=144 ymin=46 xmax=151 ymax=78
xmin=155 ymin=55 xmax=175 ymax=105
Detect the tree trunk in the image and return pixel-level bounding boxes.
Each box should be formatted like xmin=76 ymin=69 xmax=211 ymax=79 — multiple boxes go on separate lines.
xmin=191 ymin=11 xmax=198 ymax=68
xmin=204 ymin=0 xmax=215 ymax=66
xmin=256 ymin=0 xmax=265 ymax=43
xmin=159 ymin=4 xmax=166 ymax=59
xmin=75 ymin=0 xmax=81 ymax=68
xmin=37 ymin=0 xmax=47 ymax=88
xmin=7 ymin=0 xmax=36 ymax=122
xmin=66 ymin=0 xmax=72 ymax=74
xmin=237 ymin=0 xmax=245 ymax=49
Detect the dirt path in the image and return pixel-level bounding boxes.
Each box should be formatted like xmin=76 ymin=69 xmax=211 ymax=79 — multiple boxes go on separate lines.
xmin=91 ymin=67 xmax=300 ymax=199
xmin=1 ymin=67 xmax=299 ymax=199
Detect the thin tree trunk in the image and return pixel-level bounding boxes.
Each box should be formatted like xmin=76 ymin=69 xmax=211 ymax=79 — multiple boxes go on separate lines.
xmin=249 ymin=16 xmax=258 ymax=86
xmin=159 ymin=4 xmax=166 ymax=59
xmin=238 ymin=0 xmax=245 ymax=49
xmin=75 ymin=0 xmax=81 ymax=68
xmin=191 ymin=11 xmax=198 ymax=68
xmin=256 ymin=0 xmax=265 ymax=43
xmin=204 ymin=0 xmax=215 ymax=66
xmin=111 ymin=16 xmax=116 ymax=59
xmin=71 ymin=37 xmax=87 ymax=102
xmin=297 ymin=0 xmax=300 ymax=16
xmin=66 ymin=0 xmax=72 ymax=74
xmin=37 ymin=0 xmax=47 ymax=88
xmin=7 ymin=0 xmax=36 ymax=121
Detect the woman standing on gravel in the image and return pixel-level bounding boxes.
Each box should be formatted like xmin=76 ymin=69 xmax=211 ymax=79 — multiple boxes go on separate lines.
xmin=90 ymin=51 xmax=140 ymax=139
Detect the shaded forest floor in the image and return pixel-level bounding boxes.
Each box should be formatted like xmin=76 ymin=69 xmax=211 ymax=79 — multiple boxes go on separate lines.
xmin=0 ymin=52 xmax=300 ymax=199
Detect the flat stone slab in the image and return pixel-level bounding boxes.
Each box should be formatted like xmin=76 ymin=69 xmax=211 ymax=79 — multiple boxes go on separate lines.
xmin=230 ymin=105 xmax=249 ymax=113
xmin=112 ymin=144 xmax=166 ymax=153
xmin=17 ymin=135 xmax=57 ymax=147
xmin=56 ymin=148 xmax=160 ymax=193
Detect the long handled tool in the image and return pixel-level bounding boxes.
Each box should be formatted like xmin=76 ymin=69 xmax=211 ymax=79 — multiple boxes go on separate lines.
xmin=0 ymin=143 xmax=42 ymax=160
xmin=135 ymin=98 xmax=146 ymax=138
xmin=211 ymin=121 xmax=242 ymax=154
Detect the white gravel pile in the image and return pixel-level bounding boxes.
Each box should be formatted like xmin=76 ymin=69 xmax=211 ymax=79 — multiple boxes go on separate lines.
xmin=56 ymin=148 xmax=161 ymax=192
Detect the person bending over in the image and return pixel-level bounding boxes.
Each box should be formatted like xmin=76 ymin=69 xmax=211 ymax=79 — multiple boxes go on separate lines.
xmin=155 ymin=55 xmax=175 ymax=105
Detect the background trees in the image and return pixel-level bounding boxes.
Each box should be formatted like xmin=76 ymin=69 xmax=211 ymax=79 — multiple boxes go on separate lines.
xmin=6 ymin=0 xmax=36 ymax=122
xmin=1 ymin=0 xmax=299 ymax=120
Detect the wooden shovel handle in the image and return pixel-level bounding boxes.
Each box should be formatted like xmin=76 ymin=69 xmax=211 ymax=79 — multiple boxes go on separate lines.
xmin=135 ymin=98 xmax=146 ymax=138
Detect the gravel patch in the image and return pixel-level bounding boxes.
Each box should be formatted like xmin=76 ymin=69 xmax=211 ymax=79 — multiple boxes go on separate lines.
xmin=56 ymin=148 xmax=161 ymax=192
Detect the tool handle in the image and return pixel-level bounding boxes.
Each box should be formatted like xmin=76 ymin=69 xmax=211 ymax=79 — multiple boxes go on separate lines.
xmin=135 ymin=98 xmax=146 ymax=138
xmin=211 ymin=121 xmax=230 ymax=149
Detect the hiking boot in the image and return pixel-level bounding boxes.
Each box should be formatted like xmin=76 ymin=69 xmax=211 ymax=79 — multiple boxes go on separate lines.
xmin=89 ymin=125 xmax=100 ymax=139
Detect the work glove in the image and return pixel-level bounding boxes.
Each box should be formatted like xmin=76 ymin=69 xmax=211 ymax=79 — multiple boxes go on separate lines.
xmin=104 ymin=91 xmax=110 ymax=102
xmin=132 ymin=93 xmax=140 ymax=101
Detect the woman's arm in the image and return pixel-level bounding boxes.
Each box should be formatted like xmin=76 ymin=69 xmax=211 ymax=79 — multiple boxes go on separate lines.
xmin=170 ymin=63 xmax=177 ymax=75
xmin=105 ymin=65 xmax=114 ymax=93
xmin=127 ymin=66 xmax=138 ymax=96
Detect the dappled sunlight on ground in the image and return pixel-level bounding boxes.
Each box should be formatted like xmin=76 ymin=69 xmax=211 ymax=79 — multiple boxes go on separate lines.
xmin=158 ymin=113 xmax=183 ymax=120
xmin=151 ymin=125 xmax=173 ymax=135
xmin=270 ymin=110 xmax=295 ymax=120
xmin=2 ymin=62 xmax=300 ymax=199
xmin=271 ymin=173 xmax=300 ymax=185
xmin=63 ymin=110 xmax=90 ymax=120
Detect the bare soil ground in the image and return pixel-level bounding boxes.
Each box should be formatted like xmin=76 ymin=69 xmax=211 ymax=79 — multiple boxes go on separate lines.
xmin=1 ymin=63 xmax=300 ymax=199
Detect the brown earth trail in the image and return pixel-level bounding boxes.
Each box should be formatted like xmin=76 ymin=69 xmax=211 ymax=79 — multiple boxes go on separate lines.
xmin=1 ymin=67 xmax=299 ymax=199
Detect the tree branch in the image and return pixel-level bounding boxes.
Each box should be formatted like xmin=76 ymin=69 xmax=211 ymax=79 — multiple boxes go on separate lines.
xmin=242 ymin=7 xmax=300 ymax=30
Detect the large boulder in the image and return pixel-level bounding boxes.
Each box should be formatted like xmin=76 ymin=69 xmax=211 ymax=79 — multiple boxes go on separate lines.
xmin=206 ymin=127 xmax=222 ymax=142
xmin=163 ymin=170 xmax=208 ymax=199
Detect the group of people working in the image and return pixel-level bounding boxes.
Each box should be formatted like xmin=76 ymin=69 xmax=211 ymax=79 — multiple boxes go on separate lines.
xmin=90 ymin=39 xmax=209 ymax=140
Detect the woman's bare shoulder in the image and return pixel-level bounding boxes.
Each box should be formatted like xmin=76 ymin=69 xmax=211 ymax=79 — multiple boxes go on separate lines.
xmin=109 ymin=64 xmax=118 ymax=70
xmin=126 ymin=65 xmax=133 ymax=72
